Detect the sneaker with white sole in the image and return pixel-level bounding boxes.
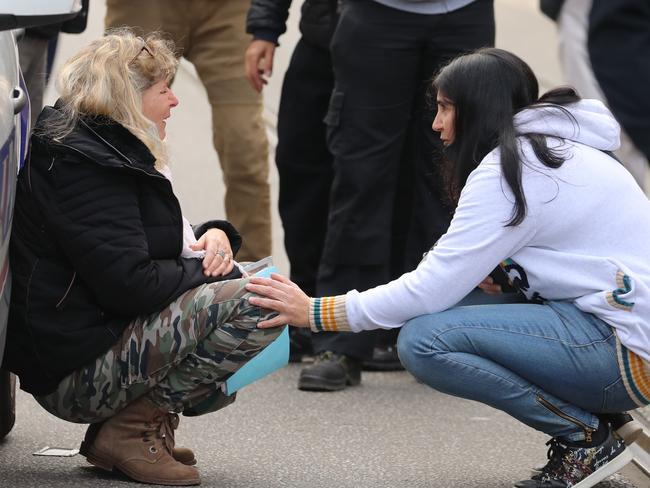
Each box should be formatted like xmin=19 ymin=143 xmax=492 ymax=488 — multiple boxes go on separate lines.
xmin=515 ymin=425 xmax=632 ymax=488
xmin=529 ymin=413 xmax=642 ymax=476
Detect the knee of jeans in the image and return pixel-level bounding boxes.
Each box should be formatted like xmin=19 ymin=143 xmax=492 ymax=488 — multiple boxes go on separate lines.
xmin=397 ymin=315 xmax=454 ymax=379
xmin=397 ymin=317 xmax=434 ymax=369
xmin=397 ymin=321 xmax=417 ymax=367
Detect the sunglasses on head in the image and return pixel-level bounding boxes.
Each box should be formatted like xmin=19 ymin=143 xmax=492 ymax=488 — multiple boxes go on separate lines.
xmin=129 ymin=37 xmax=155 ymax=64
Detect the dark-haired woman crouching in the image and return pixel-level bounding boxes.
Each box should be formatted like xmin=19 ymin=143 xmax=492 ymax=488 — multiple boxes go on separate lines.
xmin=245 ymin=48 xmax=650 ymax=487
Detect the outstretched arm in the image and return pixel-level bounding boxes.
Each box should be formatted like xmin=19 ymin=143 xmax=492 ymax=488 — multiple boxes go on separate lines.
xmin=247 ymin=274 xmax=352 ymax=332
xmin=249 ymin=162 xmax=538 ymax=334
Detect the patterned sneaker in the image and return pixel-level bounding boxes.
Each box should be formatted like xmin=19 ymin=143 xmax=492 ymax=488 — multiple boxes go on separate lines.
xmin=515 ymin=425 xmax=632 ymax=488
xmin=529 ymin=413 xmax=642 ymax=476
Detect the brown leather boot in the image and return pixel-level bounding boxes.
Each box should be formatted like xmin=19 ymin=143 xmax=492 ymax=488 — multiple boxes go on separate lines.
xmin=81 ymin=416 xmax=197 ymax=466
xmin=80 ymin=397 xmax=200 ymax=485
xmin=163 ymin=413 xmax=197 ymax=466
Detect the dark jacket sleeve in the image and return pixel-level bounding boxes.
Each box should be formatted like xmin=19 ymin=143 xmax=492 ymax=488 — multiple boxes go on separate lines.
xmin=34 ymin=155 xmax=215 ymax=316
xmin=246 ymin=0 xmax=293 ymax=43
xmin=193 ymin=220 xmax=243 ymax=257
xmin=539 ymin=0 xmax=565 ymax=21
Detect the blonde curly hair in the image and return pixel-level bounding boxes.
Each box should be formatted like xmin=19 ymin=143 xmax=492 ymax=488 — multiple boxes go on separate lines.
xmin=50 ymin=28 xmax=179 ymax=167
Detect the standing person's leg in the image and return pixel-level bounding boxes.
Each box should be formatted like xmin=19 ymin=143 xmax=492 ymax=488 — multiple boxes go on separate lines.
xmin=587 ymin=0 xmax=650 ymax=191
xmin=104 ymin=0 xmax=190 ymax=68
xmin=303 ymin=0 xmax=424 ymax=390
xmin=556 ymin=0 xmax=649 ymax=190
xmin=187 ymin=0 xmax=271 ymax=262
xmin=372 ymin=1 xmax=495 ymax=369
xmin=277 ymin=38 xmax=334 ymax=299
xmin=36 ymin=280 xmax=282 ymax=484
xmin=105 ymin=0 xmax=166 ymax=34
xmin=404 ymin=0 xmax=495 ymax=272
xmin=398 ymin=300 xmax=644 ymax=487
xmin=276 ymin=38 xmax=335 ymax=361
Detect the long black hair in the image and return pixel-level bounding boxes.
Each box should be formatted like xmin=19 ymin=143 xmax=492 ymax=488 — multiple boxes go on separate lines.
xmin=433 ymin=48 xmax=580 ymax=226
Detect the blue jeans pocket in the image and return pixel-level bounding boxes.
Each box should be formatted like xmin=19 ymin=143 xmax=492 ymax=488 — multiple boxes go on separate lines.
xmin=601 ymin=376 xmax=644 ymax=412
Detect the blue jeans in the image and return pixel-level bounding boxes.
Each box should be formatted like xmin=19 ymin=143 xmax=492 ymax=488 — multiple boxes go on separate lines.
xmin=397 ymin=295 xmax=639 ymax=441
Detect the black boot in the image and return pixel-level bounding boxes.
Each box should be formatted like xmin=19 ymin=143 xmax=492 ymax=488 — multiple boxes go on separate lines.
xmin=362 ymin=345 xmax=404 ymax=371
xmin=298 ymin=351 xmax=361 ymax=391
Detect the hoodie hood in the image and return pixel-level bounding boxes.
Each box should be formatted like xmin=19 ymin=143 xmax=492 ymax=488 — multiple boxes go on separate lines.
xmin=514 ymin=99 xmax=620 ymax=152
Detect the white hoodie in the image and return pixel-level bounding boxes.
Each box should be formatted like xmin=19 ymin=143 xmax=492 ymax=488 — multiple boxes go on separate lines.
xmin=341 ymin=100 xmax=650 ymax=366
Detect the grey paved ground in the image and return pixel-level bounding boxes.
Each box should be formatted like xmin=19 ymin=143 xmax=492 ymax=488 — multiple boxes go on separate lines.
xmin=0 ymin=365 xmax=645 ymax=488
xmin=5 ymin=1 xmax=644 ymax=487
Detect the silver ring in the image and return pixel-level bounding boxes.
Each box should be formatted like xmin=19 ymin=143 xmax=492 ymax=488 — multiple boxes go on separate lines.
xmin=215 ymin=249 xmax=226 ymax=258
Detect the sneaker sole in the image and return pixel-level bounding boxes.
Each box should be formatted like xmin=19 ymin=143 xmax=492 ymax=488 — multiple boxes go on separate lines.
xmin=571 ymin=446 xmax=633 ymax=488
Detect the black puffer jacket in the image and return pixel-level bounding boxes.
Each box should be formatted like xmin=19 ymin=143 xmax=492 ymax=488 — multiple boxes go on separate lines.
xmin=539 ymin=0 xmax=564 ymax=21
xmin=3 ymin=105 xmax=242 ymax=395
xmin=246 ymin=0 xmax=339 ymax=48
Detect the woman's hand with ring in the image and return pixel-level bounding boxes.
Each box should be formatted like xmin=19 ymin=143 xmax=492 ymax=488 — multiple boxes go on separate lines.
xmin=191 ymin=228 xmax=234 ymax=277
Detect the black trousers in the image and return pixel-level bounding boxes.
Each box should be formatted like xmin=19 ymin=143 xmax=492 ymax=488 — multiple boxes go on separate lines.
xmin=276 ymin=38 xmax=335 ymax=298
xmin=589 ymin=0 xmax=650 ymax=160
xmin=313 ymin=0 xmax=495 ymax=359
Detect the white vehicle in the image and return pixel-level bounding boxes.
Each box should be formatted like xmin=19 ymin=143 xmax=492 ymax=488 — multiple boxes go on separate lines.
xmin=0 ymin=0 xmax=81 ymax=439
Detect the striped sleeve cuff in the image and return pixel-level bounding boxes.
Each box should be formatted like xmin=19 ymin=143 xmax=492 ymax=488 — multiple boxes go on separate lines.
xmin=615 ymin=336 xmax=650 ymax=407
xmin=309 ymin=296 xmax=351 ymax=332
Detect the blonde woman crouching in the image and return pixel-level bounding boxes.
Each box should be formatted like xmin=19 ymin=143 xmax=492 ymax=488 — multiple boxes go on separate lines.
xmin=3 ymin=30 xmax=283 ymax=486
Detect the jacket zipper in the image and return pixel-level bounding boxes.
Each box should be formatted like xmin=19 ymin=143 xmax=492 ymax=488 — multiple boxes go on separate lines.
xmin=55 ymin=271 xmax=77 ymax=309
xmin=79 ymin=120 xmax=167 ymax=179
xmin=536 ymin=395 xmax=594 ymax=443
xmin=55 ymin=142 xmax=165 ymax=180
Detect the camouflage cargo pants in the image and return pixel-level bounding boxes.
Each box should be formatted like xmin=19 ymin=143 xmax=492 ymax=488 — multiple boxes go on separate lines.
xmin=35 ymin=279 xmax=283 ymax=423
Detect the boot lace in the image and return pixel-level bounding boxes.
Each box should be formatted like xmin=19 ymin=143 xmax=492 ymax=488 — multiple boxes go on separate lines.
xmin=161 ymin=413 xmax=179 ymax=454
xmin=142 ymin=413 xmax=170 ymax=455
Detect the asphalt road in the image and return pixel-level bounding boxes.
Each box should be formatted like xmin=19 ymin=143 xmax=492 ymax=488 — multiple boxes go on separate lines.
xmin=0 ymin=364 xmax=645 ymax=488
xmin=4 ymin=1 xmax=644 ymax=487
